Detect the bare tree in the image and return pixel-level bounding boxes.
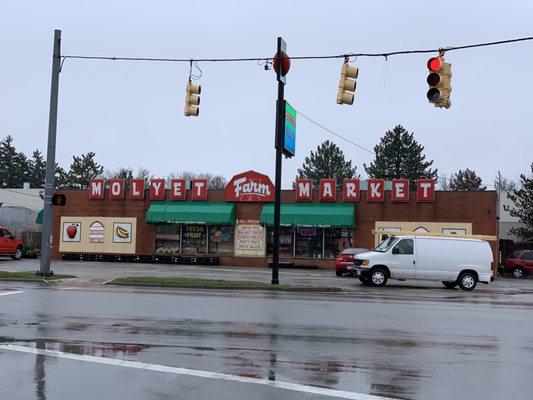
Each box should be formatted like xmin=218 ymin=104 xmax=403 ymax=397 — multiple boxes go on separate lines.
xmin=167 ymin=171 xmax=227 ymax=189
xmin=494 ymin=170 xmax=516 ymax=192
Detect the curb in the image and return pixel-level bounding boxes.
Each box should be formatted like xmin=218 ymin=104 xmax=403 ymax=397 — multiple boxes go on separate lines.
xmin=106 ymin=281 xmax=344 ymax=292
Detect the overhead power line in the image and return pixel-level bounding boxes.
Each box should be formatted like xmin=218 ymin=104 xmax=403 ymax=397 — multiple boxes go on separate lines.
xmin=294 ymin=109 xmax=375 ymax=155
xmin=61 ymin=35 xmax=533 ymax=64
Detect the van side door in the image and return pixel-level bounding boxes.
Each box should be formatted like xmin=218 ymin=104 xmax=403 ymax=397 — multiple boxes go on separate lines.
xmin=389 ymin=239 xmax=416 ymax=279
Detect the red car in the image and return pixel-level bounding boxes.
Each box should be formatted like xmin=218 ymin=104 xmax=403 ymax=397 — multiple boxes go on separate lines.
xmin=0 ymin=227 xmax=24 ymax=260
xmin=335 ymin=248 xmax=370 ymax=276
xmin=504 ymin=250 xmax=533 ymax=278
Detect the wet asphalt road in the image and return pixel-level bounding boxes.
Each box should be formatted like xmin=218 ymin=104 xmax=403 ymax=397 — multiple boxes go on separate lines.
xmin=1 ymin=271 xmax=533 ymax=400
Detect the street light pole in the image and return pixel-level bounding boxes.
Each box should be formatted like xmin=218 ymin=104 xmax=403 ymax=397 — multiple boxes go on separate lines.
xmin=271 ymin=37 xmax=287 ymax=285
xmin=39 ymin=29 xmax=62 ymax=276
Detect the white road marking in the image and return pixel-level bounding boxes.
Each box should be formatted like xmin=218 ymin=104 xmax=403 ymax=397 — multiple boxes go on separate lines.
xmin=0 ymin=290 xmax=24 ymax=297
xmin=0 ymin=344 xmax=395 ymax=400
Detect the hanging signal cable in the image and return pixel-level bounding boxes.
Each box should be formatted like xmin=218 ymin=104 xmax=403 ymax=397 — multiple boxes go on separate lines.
xmin=294 ymin=108 xmax=375 ymax=155
xmin=61 ymin=35 xmax=533 ymax=64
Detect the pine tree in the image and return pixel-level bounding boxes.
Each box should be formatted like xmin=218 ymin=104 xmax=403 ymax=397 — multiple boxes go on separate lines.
xmin=0 ymin=135 xmax=31 ymax=187
xmin=64 ymin=152 xmax=104 ymax=189
xmin=54 ymin=164 xmax=69 ymax=189
xmin=29 ymin=150 xmax=46 ymax=188
xmin=296 ymin=140 xmax=358 ymax=190
xmin=450 ymin=169 xmax=486 ymax=191
xmin=505 ymin=163 xmax=533 ymax=241
xmin=364 ymin=125 xmax=437 ymax=190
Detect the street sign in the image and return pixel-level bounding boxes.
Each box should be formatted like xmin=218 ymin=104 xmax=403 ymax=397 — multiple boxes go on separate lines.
xmin=275 ymin=37 xmax=288 ymax=85
xmin=283 ymin=101 xmax=296 ymax=157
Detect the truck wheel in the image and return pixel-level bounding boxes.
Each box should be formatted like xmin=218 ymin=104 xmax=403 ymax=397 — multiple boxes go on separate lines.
xmin=458 ymin=271 xmax=477 ymax=291
xmin=359 ymin=276 xmax=371 ymax=286
xmin=512 ymin=266 xmax=525 ymax=279
xmin=11 ymin=247 xmax=23 ymax=260
xmin=370 ymin=268 xmax=388 ymax=287
xmin=442 ymin=281 xmax=458 ymax=289
xmin=335 ymin=270 xmax=343 ymax=277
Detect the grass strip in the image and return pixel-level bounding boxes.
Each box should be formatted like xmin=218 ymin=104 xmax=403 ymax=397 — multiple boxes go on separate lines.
xmin=0 ymin=271 xmax=76 ymax=281
xmin=109 ymin=276 xmax=342 ymax=292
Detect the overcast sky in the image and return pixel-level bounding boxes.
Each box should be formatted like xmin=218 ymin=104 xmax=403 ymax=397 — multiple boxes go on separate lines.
xmin=2 ymin=0 xmax=532 ymax=188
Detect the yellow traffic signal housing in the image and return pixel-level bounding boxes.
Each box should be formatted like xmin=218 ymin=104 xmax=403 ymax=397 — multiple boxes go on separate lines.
xmin=184 ymin=81 xmax=201 ymax=117
xmin=426 ymin=56 xmax=452 ymax=109
xmin=337 ymin=61 xmax=358 ymax=105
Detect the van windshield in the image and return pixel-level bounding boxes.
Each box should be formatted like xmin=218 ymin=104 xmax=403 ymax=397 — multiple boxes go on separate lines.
xmin=374 ymin=236 xmax=399 ymax=252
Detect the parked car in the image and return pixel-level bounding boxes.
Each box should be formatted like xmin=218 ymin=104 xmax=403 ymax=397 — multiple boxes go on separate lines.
xmin=349 ymin=235 xmax=493 ymax=291
xmin=0 ymin=227 xmax=24 ymax=260
xmin=335 ymin=248 xmax=370 ymax=276
xmin=504 ymin=250 xmax=533 ymax=278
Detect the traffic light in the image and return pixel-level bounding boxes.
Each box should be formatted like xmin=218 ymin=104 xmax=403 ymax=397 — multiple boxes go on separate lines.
xmin=52 ymin=193 xmax=66 ymax=206
xmin=184 ymin=80 xmax=201 ymax=117
xmin=426 ymin=55 xmax=452 ymax=109
xmin=336 ymin=60 xmax=358 ymax=105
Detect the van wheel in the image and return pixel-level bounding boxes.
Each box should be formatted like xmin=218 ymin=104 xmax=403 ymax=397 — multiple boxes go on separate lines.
xmin=11 ymin=247 xmax=23 ymax=260
xmin=335 ymin=270 xmax=343 ymax=277
xmin=370 ymin=268 xmax=388 ymax=287
xmin=512 ymin=266 xmax=525 ymax=279
xmin=442 ymin=281 xmax=458 ymax=289
xmin=359 ymin=276 xmax=371 ymax=286
xmin=458 ymin=272 xmax=477 ymax=291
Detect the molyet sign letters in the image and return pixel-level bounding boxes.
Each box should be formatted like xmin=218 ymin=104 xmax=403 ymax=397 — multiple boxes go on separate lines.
xmin=226 ymin=170 xmax=275 ymax=202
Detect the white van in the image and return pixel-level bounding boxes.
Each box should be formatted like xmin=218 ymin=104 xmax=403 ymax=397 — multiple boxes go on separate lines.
xmin=350 ymin=235 xmax=494 ymax=291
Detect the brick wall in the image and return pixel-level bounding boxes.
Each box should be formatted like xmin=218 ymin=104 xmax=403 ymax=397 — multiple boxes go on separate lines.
xmin=52 ymin=188 xmax=498 ymax=270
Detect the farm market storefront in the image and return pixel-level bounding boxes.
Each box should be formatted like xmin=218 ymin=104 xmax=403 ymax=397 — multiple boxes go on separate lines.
xmin=50 ymin=170 xmax=499 ymax=270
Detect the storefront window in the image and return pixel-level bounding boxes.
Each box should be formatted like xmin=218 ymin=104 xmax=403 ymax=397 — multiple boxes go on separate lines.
xmin=295 ymin=227 xmax=323 ymax=258
xmin=267 ymin=226 xmax=293 ymax=257
xmin=208 ymin=225 xmax=234 ymax=255
xmin=181 ymin=225 xmax=207 ymax=254
xmin=324 ymin=229 xmax=352 ymax=258
xmin=155 ymin=224 xmax=181 ymax=255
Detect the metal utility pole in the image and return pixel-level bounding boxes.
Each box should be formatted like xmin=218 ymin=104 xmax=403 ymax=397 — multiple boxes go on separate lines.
xmin=39 ymin=29 xmax=62 ymax=276
xmin=271 ymin=37 xmax=288 ymax=284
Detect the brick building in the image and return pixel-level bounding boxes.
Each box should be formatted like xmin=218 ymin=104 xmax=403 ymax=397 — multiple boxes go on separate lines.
xmin=52 ymin=170 xmax=499 ymax=270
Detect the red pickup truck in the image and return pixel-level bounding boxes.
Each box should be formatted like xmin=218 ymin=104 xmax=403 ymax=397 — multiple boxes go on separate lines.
xmin=0 ymin=227 xmax=24 ymax=260
xmin=504 ymin=250 xmax=533 ymax=278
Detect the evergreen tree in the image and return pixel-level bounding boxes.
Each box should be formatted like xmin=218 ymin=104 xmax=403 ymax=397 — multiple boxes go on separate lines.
xmin=64 ymin=152 xmax=104 ymax=189
xmin=29 ymin=150 xmax=46 ymax=188
xmin=0 ymin=135 xmax=29 ymax=187
xmin=54 ymin=164 xmax=69 ymax=189
xmin=296 ymin=140 xmax=358 ymax=190
xmin=364 ymin=125 xmax=437 ymax=189
xmin=505 ymin=163 xmax=533 ymax=241
xmin=450 ymin=169 xmax=486 ymax=191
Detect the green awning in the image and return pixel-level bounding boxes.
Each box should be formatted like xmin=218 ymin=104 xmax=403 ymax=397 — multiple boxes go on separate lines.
xmin=36 ymin=209 xmax=43 ymax=224
xmin=146 ymin=202 xmax=235 ymax=225
xmin=260 ymin=203 xmax=355 ymax=228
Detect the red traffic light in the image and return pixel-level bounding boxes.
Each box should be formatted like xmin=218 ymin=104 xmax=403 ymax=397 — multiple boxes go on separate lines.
xmin=427 ymin=57 xmax=443 ymax=72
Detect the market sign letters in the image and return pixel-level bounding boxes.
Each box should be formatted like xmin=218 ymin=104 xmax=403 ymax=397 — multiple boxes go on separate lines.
xmin=88 ymin=171 xmax=435 ymax=203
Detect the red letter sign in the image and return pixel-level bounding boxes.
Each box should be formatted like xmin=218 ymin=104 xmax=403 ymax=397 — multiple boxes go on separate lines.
xmin=417 ymin=179 xmax=435 ymax=202
xmin=150 ymin=179 xmax=166 ymax=201
xmin=170 ymin=179 xmax=186 ymax=201
xmin=129 ymin=179 xmax=145 ymax=200
xmin=296 ymin=179 xmax=313 ymax=201
xmin=225 ymin=171 xmax=275 ymax=202
xmin=343 ymin=179 xmax=360 ymax=202
xmin=192 ymin=179 xmax=208 ymax=201
xmin=89 ymin=179 xmax=105 ymax=200
xmin=319 ymin=179 xmax=336 ymax=202
xmin=392 ymin=179 xmax=409 ymax=202
xmin=109 ymin=179 xmax=125 ymax=200
xmin=367 ymin=179 xmax=385 ymax=202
